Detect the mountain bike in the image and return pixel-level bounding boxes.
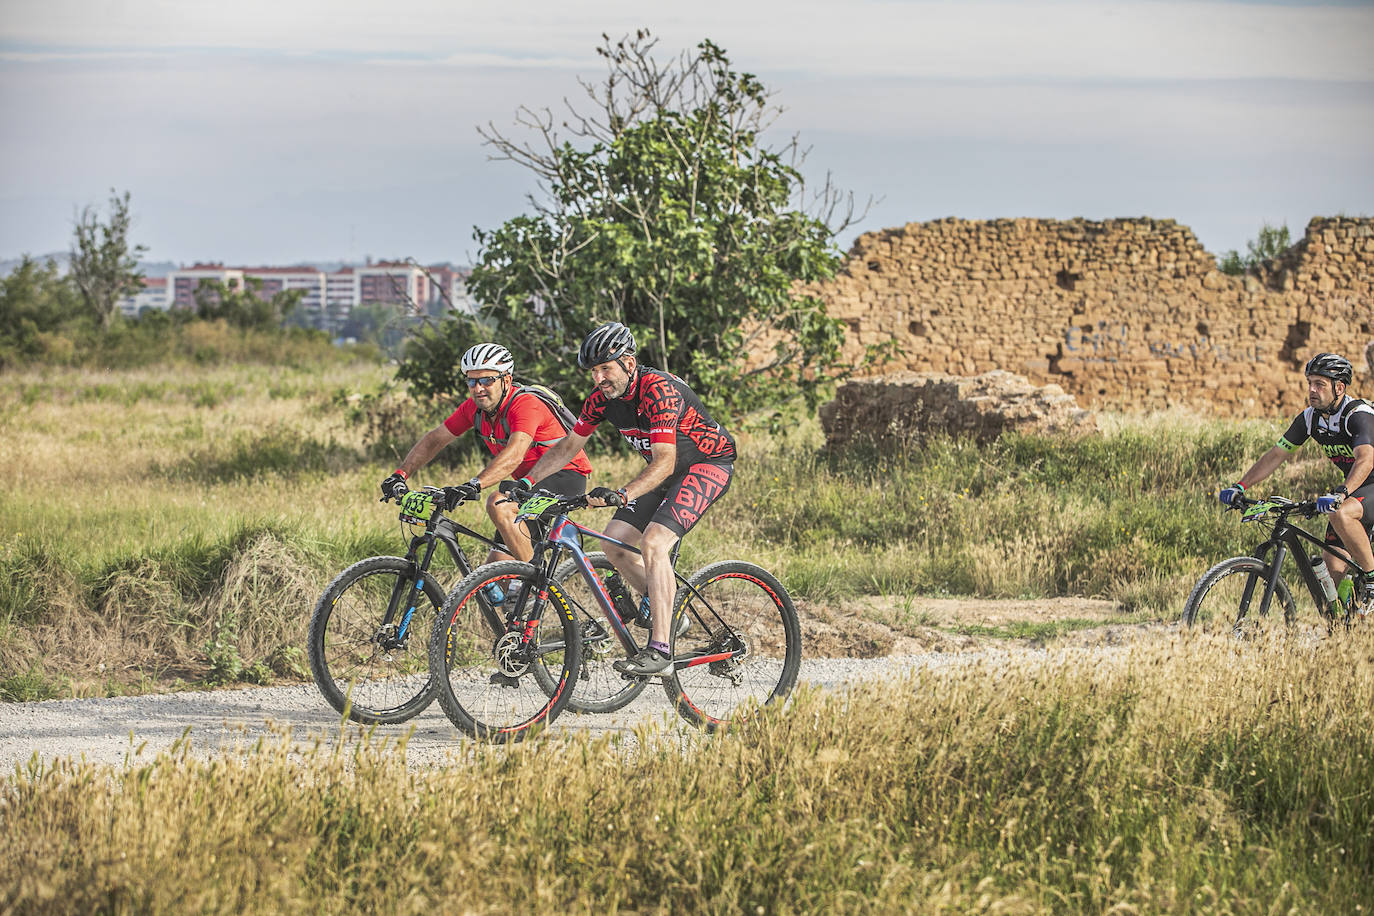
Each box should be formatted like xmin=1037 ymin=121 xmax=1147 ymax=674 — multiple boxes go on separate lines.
xmin=1182 ymin=494 xmax=1368 ymax=634
xmin=427 ymin=492 xmax=802 ymax=742
xmin=308 ymin=487 xmax=510 ymax=724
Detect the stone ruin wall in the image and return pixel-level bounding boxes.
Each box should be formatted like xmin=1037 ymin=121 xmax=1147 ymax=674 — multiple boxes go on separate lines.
xmin=802 ymin=216 xmax=1374 ymax=416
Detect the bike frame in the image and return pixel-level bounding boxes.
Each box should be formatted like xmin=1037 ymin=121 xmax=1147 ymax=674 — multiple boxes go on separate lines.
xmin=518 ymin=505 xmax=738 ymax=673
xmin=1240 ymin=502 xmax=1358 ymax=622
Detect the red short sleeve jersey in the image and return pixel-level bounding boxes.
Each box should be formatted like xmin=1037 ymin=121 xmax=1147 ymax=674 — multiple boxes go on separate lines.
xmin=444 ymin=389 xmax=592 ymax=481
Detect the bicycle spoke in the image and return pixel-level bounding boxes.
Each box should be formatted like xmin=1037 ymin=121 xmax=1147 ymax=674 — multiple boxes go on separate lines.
xmin=665 ymin=561 xmax=800 ymax=731
xmin=429 ymin=562 xmax=581 ymax=742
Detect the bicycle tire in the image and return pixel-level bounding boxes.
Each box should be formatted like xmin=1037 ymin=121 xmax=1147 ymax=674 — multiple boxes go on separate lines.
xmin=428 ymin=560 xmax=581 ymax=742
xmin=663 ymin=560 xmax=802 ymax=732
xmin=533 ymin=552 xmax=648 ymax=714
xmin=1181 ymin=556 xmax=1297 ymax=633
xmin=308 ymin=555 xmax=447 ymax=724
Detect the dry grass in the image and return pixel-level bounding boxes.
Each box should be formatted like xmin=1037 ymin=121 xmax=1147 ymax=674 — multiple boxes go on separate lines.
xmin=1 ymin=630 xmax=1370 ymax=913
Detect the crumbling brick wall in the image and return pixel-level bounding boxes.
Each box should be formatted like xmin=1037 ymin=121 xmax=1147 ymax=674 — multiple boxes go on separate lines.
xmin=803 ymin=217 xmax=1374 ymax=416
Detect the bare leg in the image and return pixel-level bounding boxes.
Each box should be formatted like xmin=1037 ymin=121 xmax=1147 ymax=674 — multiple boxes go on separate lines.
xmin=486 ymin=491 xmax=531 ymax=563
xmin=602 ymin=519 xmax=647 ymax=593
xmin=1327 ymin=499 xmax=1374 ymax=577
xmin=641 ymin=523 xmax=681 ymax=647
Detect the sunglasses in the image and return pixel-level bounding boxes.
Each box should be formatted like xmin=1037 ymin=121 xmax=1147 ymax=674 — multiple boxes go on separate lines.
xmin=465 ymin=375 xmax=504 ymax=389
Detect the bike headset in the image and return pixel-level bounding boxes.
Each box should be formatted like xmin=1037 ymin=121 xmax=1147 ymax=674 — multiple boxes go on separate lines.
xmin=1304 ymin=352 xmax=1354 ymax=416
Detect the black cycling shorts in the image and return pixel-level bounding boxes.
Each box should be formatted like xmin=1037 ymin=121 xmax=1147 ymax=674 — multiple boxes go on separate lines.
xmin=611 ymin=461 xmax=733 ymax=538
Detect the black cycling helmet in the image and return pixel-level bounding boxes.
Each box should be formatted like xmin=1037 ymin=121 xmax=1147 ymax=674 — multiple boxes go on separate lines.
xmin=578 ymin=321 xmax=636 ymax=369
xmin=1304 ymin=352 xmax=1353 ymax=386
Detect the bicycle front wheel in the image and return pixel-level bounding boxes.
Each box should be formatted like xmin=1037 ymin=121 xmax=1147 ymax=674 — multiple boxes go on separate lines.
xmin=428 ymin=561 xmax=581 ymax=742
xmin=1182 ymin=556 xmax=1297 ymax=634
xmin=664 ymin=561 xmax=801 ymax=731
xmin=308 ymin=555 xmax=445 ymax=724
xmin=536 ymin=552 xmax=647 ymax=714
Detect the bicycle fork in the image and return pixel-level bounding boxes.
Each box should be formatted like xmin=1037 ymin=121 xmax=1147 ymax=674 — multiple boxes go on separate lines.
xmin=382 ymin=537 xmax=438 ymax=650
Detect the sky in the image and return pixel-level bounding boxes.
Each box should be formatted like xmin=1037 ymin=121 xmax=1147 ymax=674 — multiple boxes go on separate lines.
xmin=2 ymin=0 xmax=1372 ymax=268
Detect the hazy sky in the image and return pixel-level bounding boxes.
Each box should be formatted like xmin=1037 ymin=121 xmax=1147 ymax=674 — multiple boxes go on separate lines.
xmin=2 ymin=0 xmax=1372 ymax=267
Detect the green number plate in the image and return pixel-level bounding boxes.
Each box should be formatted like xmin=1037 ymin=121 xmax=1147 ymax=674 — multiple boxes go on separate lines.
xmin=517 ymin=494 xmax=560 ymax=518
xmin=399 ymin=490 xmax=435 ymax=523
xmin=1241 ymin=500 xmax=1275 ymax=522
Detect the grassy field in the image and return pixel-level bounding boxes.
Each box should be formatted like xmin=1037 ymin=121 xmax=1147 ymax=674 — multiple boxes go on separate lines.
xmin=2 ymin=631 xmax=1370 ymax=913
xmin=3 ymin=362 xmax=1372 ymax=912
xmin=0 ymin=362 xmax=1351 ymax=699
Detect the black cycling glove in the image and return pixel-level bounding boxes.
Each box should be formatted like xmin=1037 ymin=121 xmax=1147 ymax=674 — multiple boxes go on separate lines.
xmin=588 ymin=486 xmax=627 ymax=508
xmin=380 ymin=471 xmax=408 ymax=502
xmin=441 ymin=479 xmax=482 ymax=510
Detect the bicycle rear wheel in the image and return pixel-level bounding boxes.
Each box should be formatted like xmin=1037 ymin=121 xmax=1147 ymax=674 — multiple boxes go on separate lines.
xmin=1182 ymin=556 xmax=1297 ymax=634
xmin=663 ymin=561 xmax=801 ymax=731
xmin=534 ymin=552 xmax=647 ymax=714
xmin=428 ymin=560 xmax=581 ymax=742
xmin=308 ymin=555 xmax=446 ymax=724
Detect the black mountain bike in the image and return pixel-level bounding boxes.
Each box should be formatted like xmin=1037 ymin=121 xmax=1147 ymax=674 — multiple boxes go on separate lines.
xmin=1182 ymin=494 xmax=1367 ymax=634
xmin=427 ymin=492 xmax=802 ymax=743
xmin=308 ymin=487 xmax=509 ymax=724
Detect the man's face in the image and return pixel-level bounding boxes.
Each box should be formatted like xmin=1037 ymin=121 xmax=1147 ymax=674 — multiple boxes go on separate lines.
xmin=466 ymin=369 xmax=508 ymax=411
xmin=590 ymin=356 xmax=635 ymax=399
xmin=1307 ymin=374 xmax=1344 ymax=411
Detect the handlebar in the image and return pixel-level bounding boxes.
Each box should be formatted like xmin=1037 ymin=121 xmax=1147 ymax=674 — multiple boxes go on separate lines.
xmin=1226 ymin=493 xmax=1321 ymax=519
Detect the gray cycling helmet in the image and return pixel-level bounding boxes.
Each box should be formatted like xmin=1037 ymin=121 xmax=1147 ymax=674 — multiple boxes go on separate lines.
xmin=460 ymin=343 xmax=514 ymax=376
xmin=578 ymin=322 xmax=636 ymax=369
xmin=1304 ymin=352 xmax=1353 ymax=386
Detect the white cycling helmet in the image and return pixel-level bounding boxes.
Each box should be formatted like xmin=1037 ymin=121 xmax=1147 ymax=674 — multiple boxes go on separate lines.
xmin=460 ymin=343 xmax=514 ymax=376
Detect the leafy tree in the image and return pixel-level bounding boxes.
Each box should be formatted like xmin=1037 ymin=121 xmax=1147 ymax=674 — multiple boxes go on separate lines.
xmin=193 ymin=277 xmax=304 ymax=330
xmin=1218 ymin=222 xmax=1292 ymax=276
xmin=70 ymin=189 xmax=147 ymax=329
xmin=0 ymin=256 xmax=84 ymax=362
xmin=401 ymin=31 xmax=876 ymax=422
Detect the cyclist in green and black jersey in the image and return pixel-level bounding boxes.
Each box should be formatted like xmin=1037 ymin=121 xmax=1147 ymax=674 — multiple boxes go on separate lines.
xmin=1219 ymin=352 xmax=1374 ymax=613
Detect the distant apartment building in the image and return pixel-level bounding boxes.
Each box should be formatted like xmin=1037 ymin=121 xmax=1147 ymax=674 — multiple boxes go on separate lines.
xmin=166 ymin=264 xmax=244 ymax=309
xmin=324 ymin=268 xmax=357 ymax=333
xmin=240 ymin=266 xmax=326 ymax=325
xmin=424 ymin=265 xmax=477 ymax=315
xmin=117 ymin=276 xmax=169 ymax=317
xmin=356 ymin=262 xmax=429 ymax=311
xmin=148 ymin=259 xmax=474 ymax=331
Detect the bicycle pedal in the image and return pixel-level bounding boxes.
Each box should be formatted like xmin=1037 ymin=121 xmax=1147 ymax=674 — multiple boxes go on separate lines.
xmin=488 ymin=672 xmax=521 ymax=688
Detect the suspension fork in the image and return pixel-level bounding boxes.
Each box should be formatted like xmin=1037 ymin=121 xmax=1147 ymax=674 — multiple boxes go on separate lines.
xmin=392 ymin=534 xmax=439 ymax=641
xmin=1242 ymin=529 xmax=1292 ymax=621
xmin=504 ymin=541 xmax=563 ymax=642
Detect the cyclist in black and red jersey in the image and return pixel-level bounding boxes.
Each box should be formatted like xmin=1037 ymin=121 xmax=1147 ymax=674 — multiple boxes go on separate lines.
xmin=380 ymin=343 xmax=592 ymax=566
xmin=1219 ymin=352 xmax=1374 ymax=613
xmin=524 ymin=322 xmax=737 ymax=675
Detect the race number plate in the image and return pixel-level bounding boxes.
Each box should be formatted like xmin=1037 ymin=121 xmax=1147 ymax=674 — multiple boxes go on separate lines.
xmin=517 ymin=494 xmax=560 ymax=519
xmin=399 ymin=490 xmax=436 ymax=523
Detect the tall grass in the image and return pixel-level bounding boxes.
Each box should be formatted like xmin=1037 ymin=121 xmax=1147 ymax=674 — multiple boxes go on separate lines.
xmin=2 ymin=632 xmax=1370 ymax=913
xmin=0 ymin=365 xmax=1345 ymax=698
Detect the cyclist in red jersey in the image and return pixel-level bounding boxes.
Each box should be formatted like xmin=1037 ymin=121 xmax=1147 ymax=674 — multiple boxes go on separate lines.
xmin=1219 ymin=352 xmax=1374 ymax=614
xmin=379 ymin=343 xmax=592 ymax=564
xmin=524 ymin=322 xmax=737 ymax=675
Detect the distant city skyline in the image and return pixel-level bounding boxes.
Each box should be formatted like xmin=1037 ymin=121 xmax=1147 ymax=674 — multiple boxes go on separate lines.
xmin=2 ymin=0 xmax=1371 ymax=267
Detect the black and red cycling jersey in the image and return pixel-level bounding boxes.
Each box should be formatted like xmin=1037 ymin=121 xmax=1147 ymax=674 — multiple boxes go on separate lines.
xmin=572 ymin=366 xmax=736 ymax=473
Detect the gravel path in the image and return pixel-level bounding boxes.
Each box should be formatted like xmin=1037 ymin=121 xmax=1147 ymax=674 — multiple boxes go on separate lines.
xmin=0 ymin=654 xmax=981 ymax=772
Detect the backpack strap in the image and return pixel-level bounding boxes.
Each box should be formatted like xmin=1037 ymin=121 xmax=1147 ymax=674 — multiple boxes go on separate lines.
xmin=472 ymin=386 xmax=574 ymax=451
